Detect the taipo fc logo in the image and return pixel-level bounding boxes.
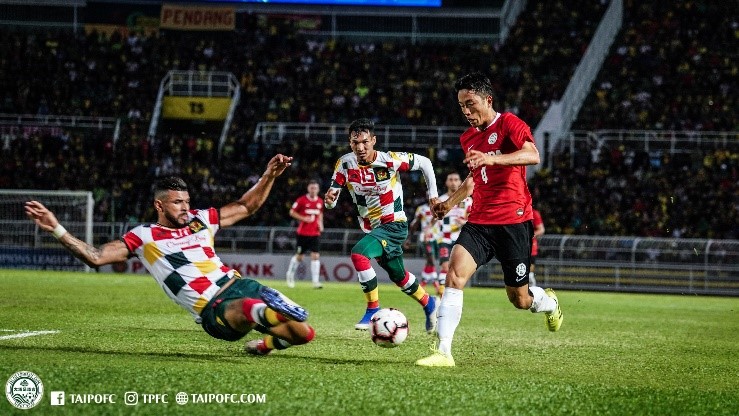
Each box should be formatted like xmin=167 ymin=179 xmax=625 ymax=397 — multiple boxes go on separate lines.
xmin=5 ymin=371 xmax=44 ymax=409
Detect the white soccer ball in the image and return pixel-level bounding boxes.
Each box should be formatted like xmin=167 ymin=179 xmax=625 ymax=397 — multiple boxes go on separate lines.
xmin=369 ymin=308 xmax=409 ymax=348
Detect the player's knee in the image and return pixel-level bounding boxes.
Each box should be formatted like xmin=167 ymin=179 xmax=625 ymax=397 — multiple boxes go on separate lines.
xmin=350 ymin=253 xmax=372 ymax=270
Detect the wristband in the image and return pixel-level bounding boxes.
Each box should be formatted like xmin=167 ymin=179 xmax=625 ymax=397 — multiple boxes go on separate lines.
xmin=52 ymin=224 xmax=68 ymax=239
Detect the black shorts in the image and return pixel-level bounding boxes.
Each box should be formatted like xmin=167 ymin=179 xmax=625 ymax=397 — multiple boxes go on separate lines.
xmin=455 ymin=221 xmax=533 ymax=287
xmin=296 ymin=235 xmax=321 ymax=254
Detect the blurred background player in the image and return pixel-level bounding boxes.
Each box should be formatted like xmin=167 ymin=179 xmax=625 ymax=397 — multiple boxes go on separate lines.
xmin=286 ymin=180 xmax=324 ymax=289
xmin=437 ymin=172 xmax=472 ymax=298
xmin=324 ymin=118 xmax=440 ymax=333
xmin=530 ymin=207 xmax=545 ymax=287
xmin=25 ymin=155 xmax=315 ymax=356
xmin=406 ymin=200 xmax=442 ymax=297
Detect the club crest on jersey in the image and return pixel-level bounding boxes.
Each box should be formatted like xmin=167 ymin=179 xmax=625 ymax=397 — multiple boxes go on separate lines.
xmin=488 ymin=132 xmax=498 ymax=145
xmin=188 ymin=218 xmax=206 ymax=233
xmin=373 ymin=167 xmax=389 ymax=181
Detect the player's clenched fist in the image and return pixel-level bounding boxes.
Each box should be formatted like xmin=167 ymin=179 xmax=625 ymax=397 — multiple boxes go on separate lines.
xmin=264 ymin=154 xmax=293 ymax=178
xmin=324 ymin=188 xmax=339 ymax=206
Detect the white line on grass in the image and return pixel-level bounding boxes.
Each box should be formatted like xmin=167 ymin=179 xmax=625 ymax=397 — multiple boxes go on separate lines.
xmin=0 ymin=330 xmax=59 ymax=340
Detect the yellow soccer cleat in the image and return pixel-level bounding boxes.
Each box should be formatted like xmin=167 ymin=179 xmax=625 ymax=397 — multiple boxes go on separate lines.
xmin=544 ymin=288 xmax=563 ymax=332
xmin=415 ymin=350 xmax=455 ymax=367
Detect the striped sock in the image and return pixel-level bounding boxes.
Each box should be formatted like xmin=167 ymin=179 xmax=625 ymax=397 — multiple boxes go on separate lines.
xmin=264 ymin=335 xmax=292 ymax=351
xmin=397 ymin=271 xmax=430 ymax=307
xmin=260 ymin=325 xmax=315 ymax=353
xmin=352 ymin=253 xmax=380 ymax=309
xmin=242 ymin=298 xmax=287 ymax=327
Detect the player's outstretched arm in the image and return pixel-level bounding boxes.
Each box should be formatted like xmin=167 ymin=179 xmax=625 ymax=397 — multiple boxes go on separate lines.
xmin=220 ymin=154 xmax=292 ymax=228
xmin=25 ymin=201 xmax=129 ymax=267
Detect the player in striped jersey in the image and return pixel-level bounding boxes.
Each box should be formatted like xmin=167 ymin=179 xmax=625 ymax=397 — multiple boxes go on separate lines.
xmin=406 ymin=202 xmax=442 ymax=297
xmin=25 ymin=154 xmax=315 ymax=356
xmin=437 ymin=172 xmax=472 ymax=298
xmin=325 ymin=118 xmax=441 ymax=333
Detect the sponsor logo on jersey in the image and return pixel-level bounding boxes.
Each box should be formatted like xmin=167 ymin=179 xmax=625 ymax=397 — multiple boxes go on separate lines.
xmin=355 ymin=185 xmax=386 ymax=195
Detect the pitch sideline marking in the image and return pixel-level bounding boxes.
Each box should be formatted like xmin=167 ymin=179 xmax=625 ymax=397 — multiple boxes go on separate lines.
xmin=0 ymin=330 xmax=60 ymax=340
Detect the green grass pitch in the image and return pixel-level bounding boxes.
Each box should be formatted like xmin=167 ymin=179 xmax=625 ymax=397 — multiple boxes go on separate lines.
xmin=1 ymin=269 xmax=737 ymax=415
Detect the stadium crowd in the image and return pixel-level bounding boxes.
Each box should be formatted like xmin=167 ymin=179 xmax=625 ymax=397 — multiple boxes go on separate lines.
xmin=575 ymin=1 xmax=736 ymax=131
xmin=1 ymin=0 xmax=736 ymax=239
xmin=529 ymin=144 xmax=737 ymax=239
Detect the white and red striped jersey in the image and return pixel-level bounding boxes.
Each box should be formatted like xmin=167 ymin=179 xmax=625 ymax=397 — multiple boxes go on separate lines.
xmin=122 ymin=208 xmax=237 ymax=318
xmin=413 ymin=203 xmax=440 ymax=243
xmin=438 ymin=193 xmax=472 ymax=244
xmin=327 ymin=151 xmax=438 ymax=233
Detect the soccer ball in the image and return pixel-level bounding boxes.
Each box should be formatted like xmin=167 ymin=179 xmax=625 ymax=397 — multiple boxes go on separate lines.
xmin=369 ymin=308 xmax=409 ymax=348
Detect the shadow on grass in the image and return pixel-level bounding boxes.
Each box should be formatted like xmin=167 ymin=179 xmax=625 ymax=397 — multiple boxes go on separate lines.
xmin=0 ymin=343 xmax=232 ymax=362
xmin=0 ymin=343 xmax=375 ymax=365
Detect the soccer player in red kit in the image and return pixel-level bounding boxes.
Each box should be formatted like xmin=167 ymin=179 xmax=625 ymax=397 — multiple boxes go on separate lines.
xmin=416 ymin=72 xmax=563 ymax=367
xmin=286 ymin=180 xmax=324 ymax=289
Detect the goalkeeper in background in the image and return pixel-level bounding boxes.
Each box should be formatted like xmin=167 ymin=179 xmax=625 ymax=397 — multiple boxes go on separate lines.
xmin=324 ymin=118 xmax=440 ymax=333
xmin=25 ymin=154 xmax=314 ymax=356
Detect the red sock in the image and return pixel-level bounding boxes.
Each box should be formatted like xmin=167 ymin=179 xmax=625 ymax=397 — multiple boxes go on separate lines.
xmin=305 ymin=326 xmax=316 ymax=343
xmin=241 ymin=298 xmax=263 ymax=323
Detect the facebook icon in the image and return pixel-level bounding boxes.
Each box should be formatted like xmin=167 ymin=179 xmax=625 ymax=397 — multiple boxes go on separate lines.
xmin=50 ymin=391 xmax=65 ymax=406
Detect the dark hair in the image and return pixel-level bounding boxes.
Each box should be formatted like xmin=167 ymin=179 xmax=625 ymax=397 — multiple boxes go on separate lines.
xmin=154 ymin=176 xmax=188 ymax=199
xmin=348 ymin=118 xmax=374 ymax=135
xmin=454 ymin=72 xmax=494 ymax=98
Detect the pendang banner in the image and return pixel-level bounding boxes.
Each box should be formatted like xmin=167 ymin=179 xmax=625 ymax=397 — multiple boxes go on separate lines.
xmin=160 ymin=4 xmax=235 ymax=31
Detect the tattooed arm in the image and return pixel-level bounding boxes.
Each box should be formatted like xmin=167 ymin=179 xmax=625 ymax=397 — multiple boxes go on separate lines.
xmin=25 ymin=201 xmax=129 ymax=267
